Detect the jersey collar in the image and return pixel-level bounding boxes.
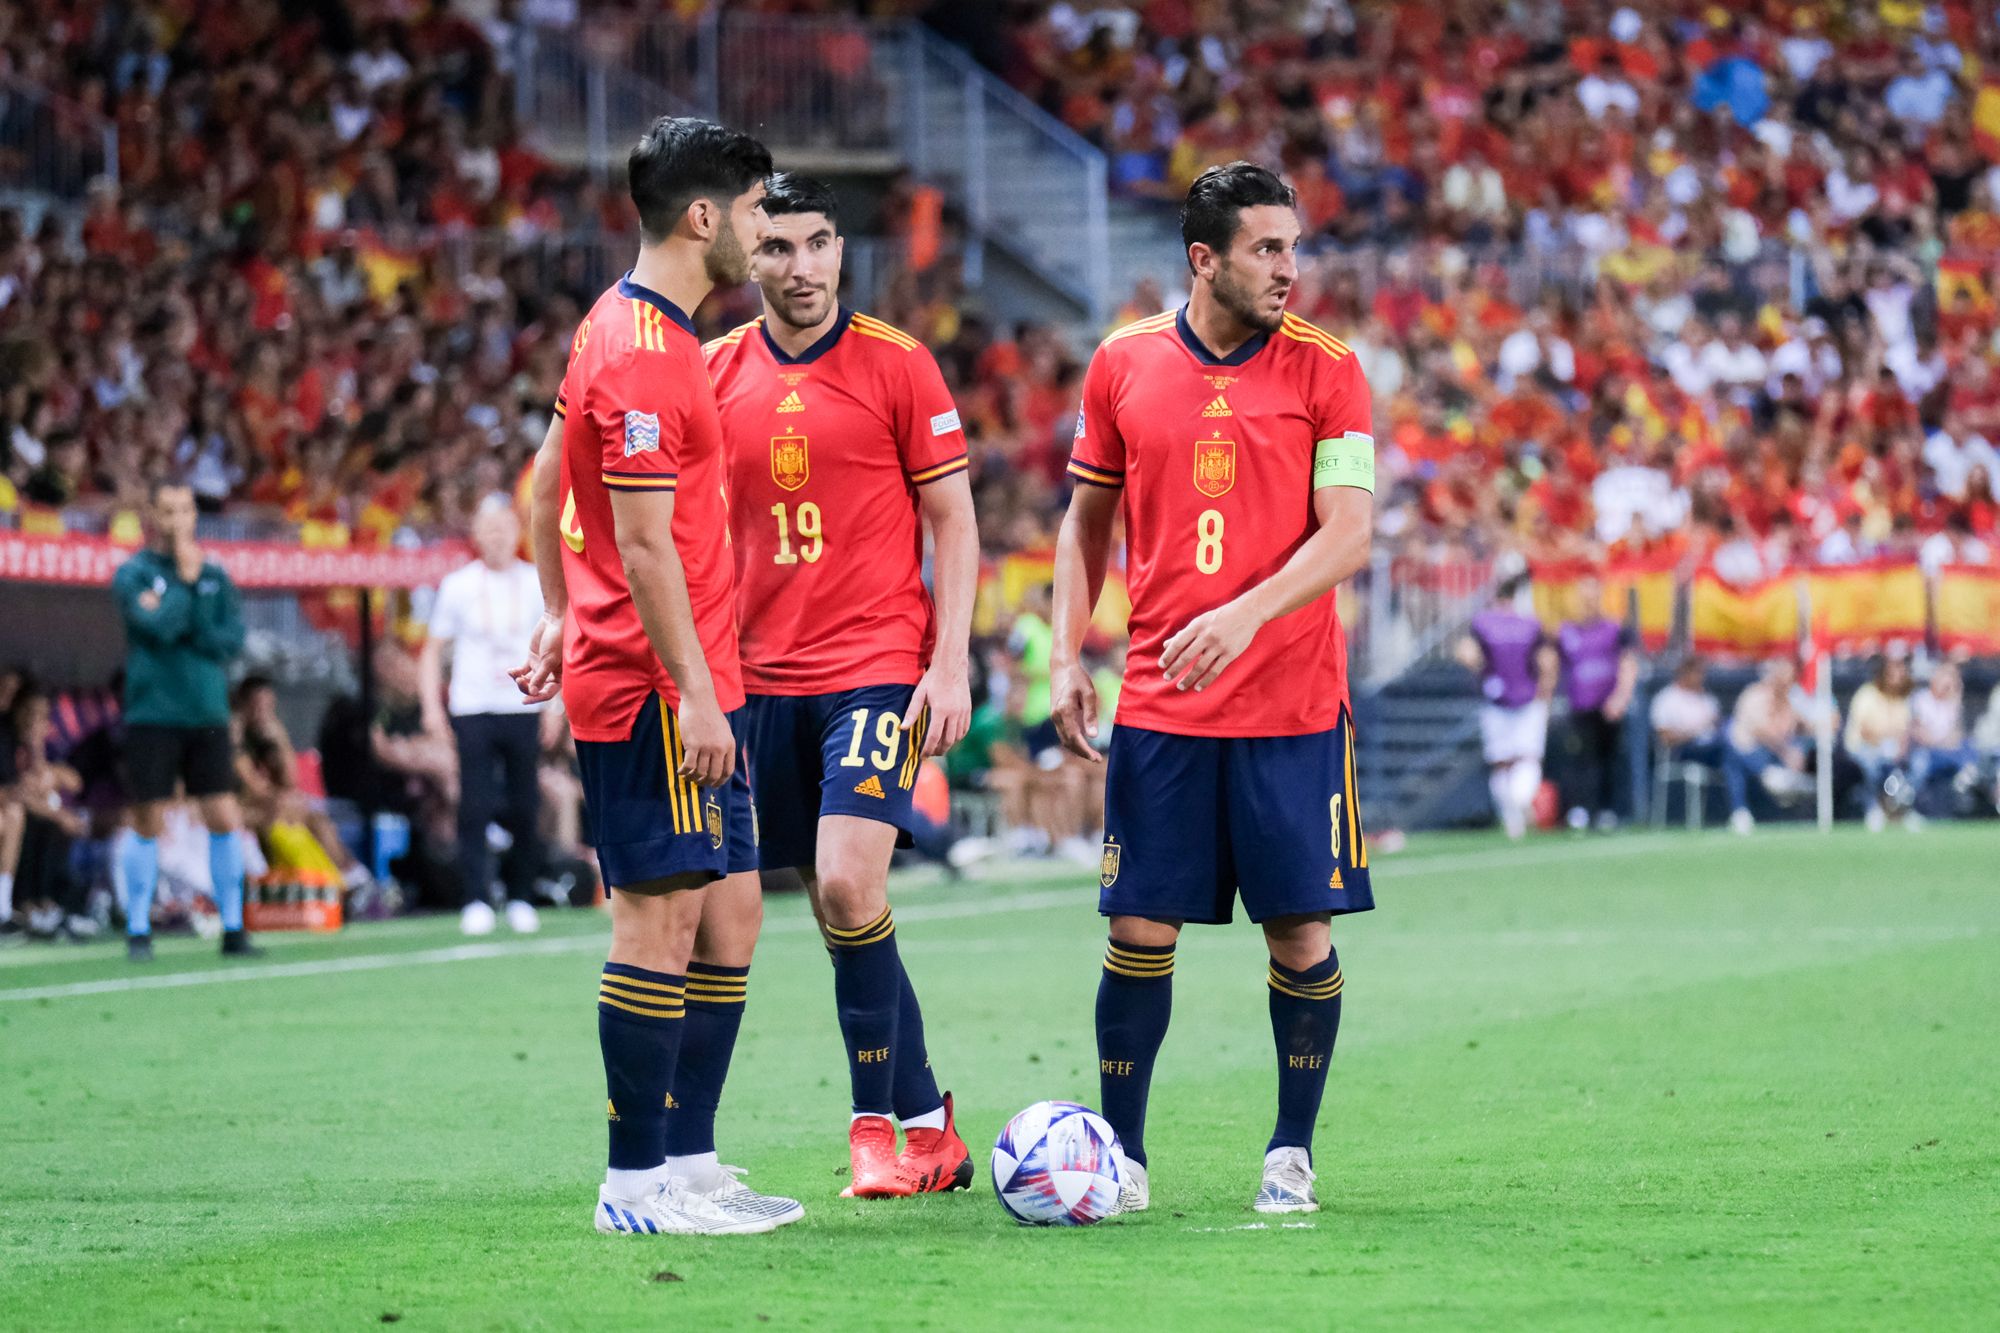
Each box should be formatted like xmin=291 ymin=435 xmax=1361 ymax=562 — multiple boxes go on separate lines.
xmin=617 ymin=272 xmax=697 ymax=336
xmin=760 ymin=306 xmax=852 ymax=365
xmin=1175 ymin=305 xmax=1270 ymax=367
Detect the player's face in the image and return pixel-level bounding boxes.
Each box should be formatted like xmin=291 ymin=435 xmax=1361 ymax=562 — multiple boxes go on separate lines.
xmin=704 ymin=182 xmax=768 ymax=287
xmin=1211 ymin=204 xmax=1300 ymax=333
xmin=753 ymin=212 xmax=843 ymax=331
xmin=471 ymin=505 xmax=519 ymax=567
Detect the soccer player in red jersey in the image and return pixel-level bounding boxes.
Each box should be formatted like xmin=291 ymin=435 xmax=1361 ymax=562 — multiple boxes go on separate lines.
xmin=512 ymin=118 xmax=799 ymax=1237
xmin=1049 ymin=163 xmax=1378 ymax=1216
xmin=704 ymin=174 xmax=978 ymax=1198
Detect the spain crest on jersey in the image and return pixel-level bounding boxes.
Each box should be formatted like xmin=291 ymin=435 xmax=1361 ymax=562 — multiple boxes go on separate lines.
xmin=1193 ymin=437 xmax=1236 ymax=498
xmin=771 ymin=434 xmax=809 ymax=491
xmin=1099 ymin=837 xmax=1121 ymax=888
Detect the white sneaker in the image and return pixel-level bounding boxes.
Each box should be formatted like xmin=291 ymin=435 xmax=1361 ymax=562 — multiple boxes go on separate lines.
xmin=1729 ymin=809 xmax=1755 ymax=836
xmin=460 ymin=901 xmax=497 ymax=936
xmin=594 ymin=1180 xmax=779 ymax=1236
xmin=1253 ymin=1146 xmax=1319 ymax=1214
xmin=1865 ymin=805 xmax=1887 ymax=833
xmin=505 ymin=900 xmax=541 ymax=934
xmin=1112 ymin=1151 xmax=1149 ymax=1215
xmin=1903 ymin=810 xmax=1928 ymax=833
xmin=682 ymin=1165 xmax=804 ymax=1229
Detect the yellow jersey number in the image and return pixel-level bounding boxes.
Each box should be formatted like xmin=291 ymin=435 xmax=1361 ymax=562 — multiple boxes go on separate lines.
xmin=1195 ymin=509 xmax=1224 ymax=574
xmin=772 ymin=501 xmax=823 ymax=565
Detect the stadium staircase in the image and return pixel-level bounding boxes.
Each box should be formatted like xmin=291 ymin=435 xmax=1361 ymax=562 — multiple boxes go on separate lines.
xmin=1354 ymin=667 xmax=1492 ymax=833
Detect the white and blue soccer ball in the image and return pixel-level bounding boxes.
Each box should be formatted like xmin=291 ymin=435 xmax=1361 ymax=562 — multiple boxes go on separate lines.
xmin=991 ymin=1100 xmax=1123 ymax=1226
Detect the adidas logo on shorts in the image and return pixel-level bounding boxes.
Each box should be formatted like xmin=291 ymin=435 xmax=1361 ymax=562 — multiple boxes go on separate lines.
xmin=853 ymin=776 xmax=886 ymax=799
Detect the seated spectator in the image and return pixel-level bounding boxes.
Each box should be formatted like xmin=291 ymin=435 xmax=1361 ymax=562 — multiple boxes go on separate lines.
xmin=1844 ymin=655 xmax=1916 ymax=830
xmin=1649 ymin=657 xmax=1726 ymax=768
xmin=1724 ymin=659 xmax=1816 ymax=835
xmin=233 ymin=676 xmax=371 ymax=895
xmin=1908 ymin=662 xmax=1981 ymax=808
xmin=7 ymin=686 xmax=97 ymax=940
xmin=1972 ymin=684 xmax=2000 ymax=811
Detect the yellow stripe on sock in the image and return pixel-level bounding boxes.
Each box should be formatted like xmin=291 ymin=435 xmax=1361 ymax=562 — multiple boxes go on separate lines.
xmin=599 ymin=972 xmax=685 ymax=994
xmin=823 ymin=908 xmax=893 ymax=940
xmin=598 ymin=993 xmax=685 ymax=1020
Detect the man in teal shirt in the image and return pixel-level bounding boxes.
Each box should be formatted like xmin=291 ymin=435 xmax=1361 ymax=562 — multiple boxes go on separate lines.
xmin=113 ymin=480 xmax=254 ymax=960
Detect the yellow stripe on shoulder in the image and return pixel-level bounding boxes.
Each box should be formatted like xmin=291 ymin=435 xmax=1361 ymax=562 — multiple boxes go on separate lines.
xmin=701 ymin=319 xmax=760 ymax=356
xmin=1103 ymin=311 xmax=1177 ymax=344
xmin=1281 ymin=314 xmax=1352 ymax=358
xmin=850 ymin=313 xmax=920 ymax=349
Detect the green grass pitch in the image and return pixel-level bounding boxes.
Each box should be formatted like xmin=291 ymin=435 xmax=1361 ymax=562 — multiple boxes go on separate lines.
xmin=3 ymin=826 xmax=1997 ymax=1331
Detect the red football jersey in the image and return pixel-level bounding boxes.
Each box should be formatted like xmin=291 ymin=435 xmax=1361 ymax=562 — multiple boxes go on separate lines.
xmin=1069 ymin=308 xmax=1372 ymax=737
xmin=704 ymin=309 xmax=967 ymax=695
xmin=553 ymin=275 xmax=743 ymax=742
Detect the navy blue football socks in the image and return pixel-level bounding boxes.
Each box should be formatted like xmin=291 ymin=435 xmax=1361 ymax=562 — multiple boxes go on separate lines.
xmin=662 ymin=962 xmax=749 ymax=1158
xmin=892 ymin=962 xmax=944 ymax=1121
xmin=1266 ymin=950 xmax=1343 ymax=1156
xmin=597 ymin=963 xmax=686 ymax=1171
xmin=824 ymin=907 xmax=901 ymax=1115
xmin=1096 ymin=938 xmax=1175 ymax=1167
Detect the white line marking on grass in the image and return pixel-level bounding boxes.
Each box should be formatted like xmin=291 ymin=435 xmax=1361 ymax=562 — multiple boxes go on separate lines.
xmin=1182 ymin=1222 xmax=1317 ymax=1232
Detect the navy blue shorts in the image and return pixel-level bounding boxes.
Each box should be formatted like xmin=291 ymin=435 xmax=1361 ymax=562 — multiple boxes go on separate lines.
xmin=575 ymin=696 xmax=758 ymax=890
xmin=1099 ymin=710 xmax=1374 ymax=925
xmin=741 ymin=684 xmax=924 ymax=872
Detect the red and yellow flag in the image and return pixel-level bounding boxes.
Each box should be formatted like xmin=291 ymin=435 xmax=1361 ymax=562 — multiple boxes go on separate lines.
xmin=1690 ymin=570 xmax=1799 ymax=658
xmin=1936 ymin=563 xmax=2000 ymax=654
xmin=1807 ymin=561 xmax=1928 ymax=653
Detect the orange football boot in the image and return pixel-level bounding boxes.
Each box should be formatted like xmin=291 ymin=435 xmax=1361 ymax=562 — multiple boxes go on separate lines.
xmin=847 ymin=1114 xmax=914 ymax=1198
xmin=897 ymin=1092 xmax=975 ymax=1193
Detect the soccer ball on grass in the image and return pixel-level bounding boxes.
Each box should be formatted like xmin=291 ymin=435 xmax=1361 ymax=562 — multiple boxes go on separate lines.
xmin=990 ymin=1100 xmax=1123 ymax=1225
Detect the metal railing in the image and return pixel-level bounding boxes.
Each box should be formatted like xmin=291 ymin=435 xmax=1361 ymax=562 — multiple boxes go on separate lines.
xmin=1347 ymin=552 xmax=1499 ymax=686
xmin=0 ymin=73 xmax=118 ymax=197
xmin=513 ymin=16 xmax=1113 ymax=326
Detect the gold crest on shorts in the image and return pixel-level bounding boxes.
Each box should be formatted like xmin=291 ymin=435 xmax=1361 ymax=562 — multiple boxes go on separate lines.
xmin=771 ymin=433 xmax=809 ymax=491
xmin=707 ymin=794 xmax=724 ymax=850
xmin=1193 ymin=436 xmax=1236 ymax=498
xmin=1099 ymin=837 xmax=1121 ymax=888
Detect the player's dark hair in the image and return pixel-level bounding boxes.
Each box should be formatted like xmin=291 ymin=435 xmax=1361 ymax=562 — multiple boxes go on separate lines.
xmin=627 ymin=117 xmax=773 ymax=246
xmin=1180 ymin=162 xmax=1296 ymax=272
xmin=761 ymin=172 xmax=840 ymax=230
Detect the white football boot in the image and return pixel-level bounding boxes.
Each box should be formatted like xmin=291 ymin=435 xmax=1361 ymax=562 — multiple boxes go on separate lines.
xmin=594 ymin=1179 xmax=780 ymax=1236
xmin=681 ymin=1165 xmax=804 ymax=1229
xmin=1112 ymin=1150 xmax=1149 ymax=1215
xmin=1253 ymin=1146 xmax=1319 ymax=1214
xmin=504 ymin=899 xmax=541 ymax=934
xmin=460 ymin=901 xmax=497 ymax=936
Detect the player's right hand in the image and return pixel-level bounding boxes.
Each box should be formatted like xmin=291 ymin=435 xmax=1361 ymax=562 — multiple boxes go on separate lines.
xmin=1050 ymin=663 xmax=1104 ymax=764
xmin=677 ymin=695 xmax=735 ymax=787
xmin=510 ymin=612 xmax=564 ymax=703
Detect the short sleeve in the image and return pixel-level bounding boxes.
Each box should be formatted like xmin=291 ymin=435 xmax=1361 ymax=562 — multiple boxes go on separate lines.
xmin=1066 ymin=347 xmax=1126 ymax=488
xmin=589 ymin=348 xmax=691 ymax=493
xmin=428 ymin=571 xmax=464 ymax=643
xmin=895 ymin=347 xmax=969 ymax=486
xmin=1312 ymin=354 xmax=1373 ymax=445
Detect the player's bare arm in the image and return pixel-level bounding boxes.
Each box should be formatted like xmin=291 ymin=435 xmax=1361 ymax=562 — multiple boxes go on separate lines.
xmin=607 ymin=486 xmax=733 ymax=787
xmin=1161 ymin=484 xmax=1372 ymax=693
xmin=1049 ymin=480 xmax=1121 ymax=762
xmin=512 ymin=415 xmax=567 ymax=702
xmin=903 ymin=470 xmax=977 ymax=756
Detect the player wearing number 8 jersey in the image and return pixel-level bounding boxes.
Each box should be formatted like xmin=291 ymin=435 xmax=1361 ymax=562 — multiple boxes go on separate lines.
xmin=1051 ymin=162 xmax=1377 ymax=1217
xmin=704 ymin=175 xmax=979 ymax=1199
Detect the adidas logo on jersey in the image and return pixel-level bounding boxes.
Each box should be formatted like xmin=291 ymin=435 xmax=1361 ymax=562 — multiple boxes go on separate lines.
xmin=1201 ymin=395 xmax=1233 ymax=418
xmin=777 ymin=391 xmax=805 ymax=414
xmin=853 ymin=776 xmax=886 ymax=799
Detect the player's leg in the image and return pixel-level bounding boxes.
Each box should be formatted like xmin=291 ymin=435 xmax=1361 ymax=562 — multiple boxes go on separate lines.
xmin=814 ymin=815 xmax=909 ymax=1195
xmin=1095 ymin=725 xmax=1229 ymax=1211
xmin=118 ymin=725 xmax=179 ymax=960
xmin=1231 ymin=713 xmax=1374 ymax=1213
xmin=189 ymin=724 xmax=255 ymax=955
xmin=452 ymin=715 xmax=499 ymax=932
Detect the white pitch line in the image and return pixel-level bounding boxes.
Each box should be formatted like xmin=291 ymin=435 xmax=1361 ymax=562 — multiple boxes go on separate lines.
xmin=0 ymin=835 xmax=1937 ymax=1005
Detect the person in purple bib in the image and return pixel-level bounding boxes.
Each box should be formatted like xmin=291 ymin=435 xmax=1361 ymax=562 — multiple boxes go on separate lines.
xmin=1554 ymin=575 xmax=1639 ymax=832
xmin=1458 ymin=575 xmax=1558 ymax=839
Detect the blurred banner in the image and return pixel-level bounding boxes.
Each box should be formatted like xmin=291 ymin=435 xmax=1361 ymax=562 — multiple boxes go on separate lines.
xmin=0 ymin=532 xmax=469 ymax=591
xmin=1806 ymin=561 xmax=1928 ymax=653
xmin=1690 ymin=570 xmax=1799 ymax=658
xmin=1530 ymin=554 xmax=1675 ymax=650
xmin=1936 ymin=564 xmax=2000 ymax=654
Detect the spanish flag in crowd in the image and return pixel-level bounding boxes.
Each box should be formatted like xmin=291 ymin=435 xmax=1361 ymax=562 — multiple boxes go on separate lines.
xmin=1530 ymin=556 xmax=1676 ymax=650
xmin=1690 ymin=569 xmax=1799 ymax=658
xmin=1806 ymin=561 xmax=1928 ymax=652
xmin=1936 ymin=256 xmax=1992 ymax=314
xmin=1974 ymin=78 xmax=2000 ymax=160
xmin=1935 ymin=564 xmax=2000 ymax=654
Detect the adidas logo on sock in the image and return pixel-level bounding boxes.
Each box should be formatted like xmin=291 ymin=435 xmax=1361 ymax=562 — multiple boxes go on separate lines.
xmin=853 ymin=775 xmax=886 ymax=798
xmin=777 ymin=391 xmax=805 ymax=413
xmin=1201 ymin=394 xmax=1232 ymax=417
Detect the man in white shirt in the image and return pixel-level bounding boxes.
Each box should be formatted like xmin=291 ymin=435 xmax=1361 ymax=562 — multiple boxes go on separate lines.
xmin=421 ymin=496 xmax=548 ymax=935
xmin=1650 ymin=657 xmax=1725 ymax=768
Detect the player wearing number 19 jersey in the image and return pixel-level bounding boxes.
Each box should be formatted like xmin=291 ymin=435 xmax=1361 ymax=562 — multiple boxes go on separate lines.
xmin=1050 ymin=163 xmax=1377 ymax=1217
xmin=704 ymin=175 xmax=978 ymax=1199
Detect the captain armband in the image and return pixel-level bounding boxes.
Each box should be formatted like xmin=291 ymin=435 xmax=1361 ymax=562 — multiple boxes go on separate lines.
xmin=1312 ymin=432 xmax=1375 ymax=493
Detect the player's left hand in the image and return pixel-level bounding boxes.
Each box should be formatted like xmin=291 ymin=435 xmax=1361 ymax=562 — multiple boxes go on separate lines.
xmin=903 ymin=659 xmax=972 ymax=758
xmin=1161 ymin=599 xmax=1261 ymax=693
